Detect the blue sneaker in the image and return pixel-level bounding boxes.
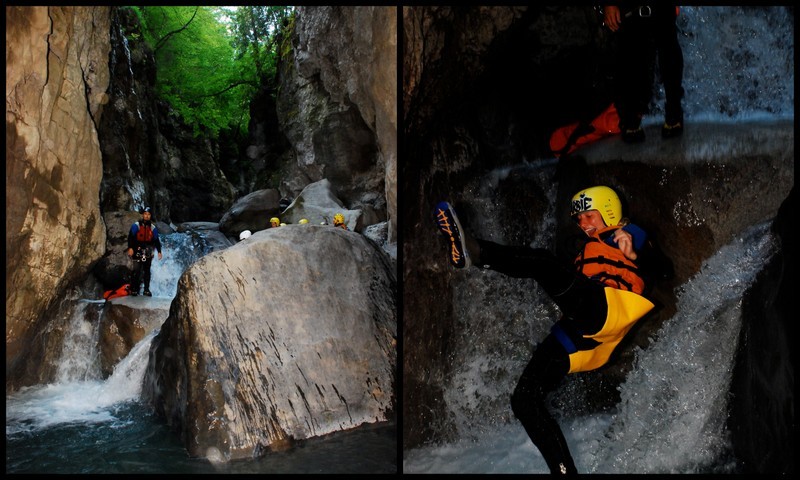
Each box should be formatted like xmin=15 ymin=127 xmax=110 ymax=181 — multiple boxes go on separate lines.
xmin=434 ymin=201 xmax=471 ymax=268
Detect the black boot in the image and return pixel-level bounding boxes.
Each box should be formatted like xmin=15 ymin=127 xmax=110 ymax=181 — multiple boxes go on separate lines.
xmin=620 ymin=114 xmax=645 ymax=144
xmin=662 ymin=104 xmax=684 ymax=138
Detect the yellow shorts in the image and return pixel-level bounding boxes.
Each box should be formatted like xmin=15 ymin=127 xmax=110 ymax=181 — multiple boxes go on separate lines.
xmin=566 ymin=287 xmax=655 ymax=373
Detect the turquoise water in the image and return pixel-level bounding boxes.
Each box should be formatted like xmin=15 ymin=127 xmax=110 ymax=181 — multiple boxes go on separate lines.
xmin=6 ymin=400 xmax=396 ymax=474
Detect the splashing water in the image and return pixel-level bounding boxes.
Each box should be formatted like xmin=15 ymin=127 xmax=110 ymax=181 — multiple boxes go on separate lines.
xmin=6 ymin=330 xmax=158 ymax=436
xmin=590 ymin=221 xmax=776 ymax=473
xmin=656 ymin=6 xmax=794 ymax=124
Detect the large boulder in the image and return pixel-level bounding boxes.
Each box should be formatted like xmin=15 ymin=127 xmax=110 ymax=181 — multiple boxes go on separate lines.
xmin=217 ymin=189 xmax=282 ymax=237
xmin=281 ymin=178 xmax=361 ymax=231
xmin=142 ymin=225 xmax=397 ymax=461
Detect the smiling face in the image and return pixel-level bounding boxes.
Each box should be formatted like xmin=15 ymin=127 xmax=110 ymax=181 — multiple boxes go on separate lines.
xmin=575 ymin=210 xmax=606 ymax=236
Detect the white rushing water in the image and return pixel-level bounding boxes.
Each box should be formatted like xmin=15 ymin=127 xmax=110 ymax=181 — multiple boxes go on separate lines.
xmin=6 ymin=330 xmax=158 ymax=436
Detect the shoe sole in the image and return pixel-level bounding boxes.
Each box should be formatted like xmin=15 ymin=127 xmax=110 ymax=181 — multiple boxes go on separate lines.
xmin=435 ymin=201 xmax=471 ymax=268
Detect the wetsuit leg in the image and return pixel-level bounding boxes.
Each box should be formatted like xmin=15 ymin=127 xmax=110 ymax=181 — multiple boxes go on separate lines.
xmin=511 ymin=334 xmax=577 ymax=474
xmin=654 ymin=5 xmax=684 ymax=121
xmin=614 ymin=13 xmax=657 ymax=127
xmin=142 ymin=256 xmax=153 ymax=292
xmin=130 ymin=260 xmax=143 ymax=294
xmin=477 ymin=239 xmax=608 ymax=333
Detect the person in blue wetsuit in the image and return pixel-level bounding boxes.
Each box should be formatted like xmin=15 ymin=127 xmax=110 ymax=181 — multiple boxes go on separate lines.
xmin=127 ymin=206 xmax=163 ymax=296
xmin=435 ymin=185 xmax=671 ymax=474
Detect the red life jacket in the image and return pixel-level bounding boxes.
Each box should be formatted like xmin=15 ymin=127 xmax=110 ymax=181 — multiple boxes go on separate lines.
xmin=550 ymin=103 xmax=621 ymax=158
xmin=574 ymin=225 xmax=645 ymax=295
xmin=136 ymin=222 xmax=154 ymax=243
xmin=103 ymin=284 xmax=130 ymax=300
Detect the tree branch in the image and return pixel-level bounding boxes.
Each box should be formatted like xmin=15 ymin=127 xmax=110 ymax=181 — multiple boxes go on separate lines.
xmin=196 ymin=80 xmax=258 ymax=98
xmin=154 ymin=6 xmax=198 ymax=53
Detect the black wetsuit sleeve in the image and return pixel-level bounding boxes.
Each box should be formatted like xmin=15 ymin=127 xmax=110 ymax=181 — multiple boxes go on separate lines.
xmin=153 ymin=228 xmax=162 ymax=254
xmin=127 ymin=223 xmax=137 ymax=250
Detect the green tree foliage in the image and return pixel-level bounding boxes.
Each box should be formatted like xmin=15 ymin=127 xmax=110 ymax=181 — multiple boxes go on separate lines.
xmin=229 ymin=6 xmax=292 ymax=86
xmin=130 ymin=6 xmax=292 ymax=137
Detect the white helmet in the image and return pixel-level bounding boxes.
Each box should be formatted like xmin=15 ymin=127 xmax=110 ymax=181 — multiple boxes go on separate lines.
xmin=239 ymin=230 xmax=252 ymax=240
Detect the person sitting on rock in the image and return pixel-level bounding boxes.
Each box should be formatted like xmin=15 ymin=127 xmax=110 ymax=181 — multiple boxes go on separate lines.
xmin=127 ymin=206 xmax=163 ymax=297
xmin=434 ymin=185 xmax=672 ymax=474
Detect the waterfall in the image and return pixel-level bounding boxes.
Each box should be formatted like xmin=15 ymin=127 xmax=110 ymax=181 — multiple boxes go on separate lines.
xmin=55 ymin=300 xmax=105 ymax=383
xmin=148 ymin=231 xmax=205 ymax=298
xmin=591 ymin=221 xmax=776 ymax=473
xmin=6 ymin=231 xmax=203 ymax=434
xmin=114 ymin=18 xmax=146 ymax=206
xmin=659 ymin=6 xmax=793 ymax=123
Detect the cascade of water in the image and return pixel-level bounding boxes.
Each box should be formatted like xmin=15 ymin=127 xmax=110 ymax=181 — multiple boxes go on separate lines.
xmin=5 ymin=331 xmax=159 ymax=435
xmin=7 ymin=232 xmax=202 ymax=434
xmin=658 ymin=6 xmax=793 ymax=123
xmin=591 ymin=221 xmax=776 ymax=473
xmin=148 ymin=231 xmax=205 ymax=298
xmin=120 ymin=32 xmax=143 ymax=120
xmin=55 ymin=300 xmax=105 ymax=383
xmin=96 ymin=330 xmax=159 ymax=405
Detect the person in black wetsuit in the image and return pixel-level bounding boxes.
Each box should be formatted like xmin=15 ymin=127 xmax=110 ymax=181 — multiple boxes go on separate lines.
xmin=127 ymin=206 xmax=163 ymax=296
xmin=603 ymin=4 xmax=685 ymax=143
xmin=435 ymin=185 xmax=671 ymax=474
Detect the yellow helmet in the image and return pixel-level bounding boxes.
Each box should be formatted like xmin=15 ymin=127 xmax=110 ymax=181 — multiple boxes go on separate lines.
xmin=270 ymin=217 xmax=280 ymax=226
xmin=333 ymin=213 xmax=345 ymax=225
xmin=570 ymin=185 xmax=622 ymax=226
xmin=298 ymin=218 xmax=309 ymax=224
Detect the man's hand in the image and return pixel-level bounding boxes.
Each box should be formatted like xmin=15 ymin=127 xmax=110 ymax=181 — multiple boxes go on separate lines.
xmin=158 ymin=251 xmax=163 ymax=261
xmin=613 ymin=228 xmax=638 ymax=261
xmin=127 ymin=247 xmax=133 ymax=257
xmin=604 ymin=6 xmax=622 ymax=32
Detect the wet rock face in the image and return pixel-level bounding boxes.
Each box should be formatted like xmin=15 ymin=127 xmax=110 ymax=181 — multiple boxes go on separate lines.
xmin=142 ymin=226 xmax=397 ymax=461
xmin=277 ymin=6 xmax=397 ymax=242
xmin=99 ymin=296 xmax=171 ymax=377
xmin=729 ymin=188 xmax=794 ymax=474
xmin=6 ymin=6 xmax=111 ymax=388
